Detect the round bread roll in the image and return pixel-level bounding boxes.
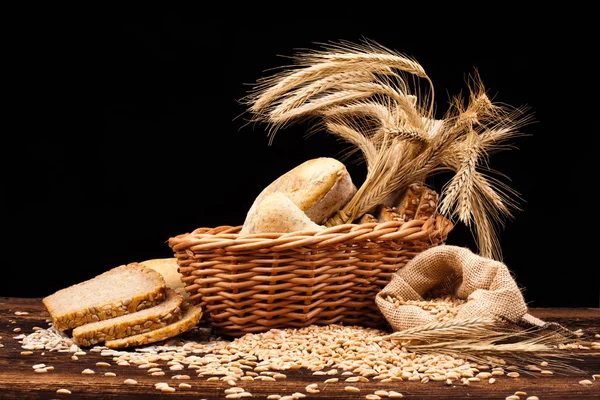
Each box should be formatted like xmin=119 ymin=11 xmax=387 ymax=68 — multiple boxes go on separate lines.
xmin=241 ymin=192 xmax=325 ymax=234
xmin=240 ymin=157 xmax=356 ymax=235
xmin=139 ymin=258 xmax=189 ymax=300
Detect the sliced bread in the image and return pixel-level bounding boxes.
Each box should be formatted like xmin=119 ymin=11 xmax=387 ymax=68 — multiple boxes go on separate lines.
xmin=139 ymin=258 xmax=189 ymax=300
xmin=72 ymin=288 xmax=184 ymax=347
xmin=105 ymin=305 xmax=203 ymax=349
xmin=43 ymin=263 xmax=167 ymax=331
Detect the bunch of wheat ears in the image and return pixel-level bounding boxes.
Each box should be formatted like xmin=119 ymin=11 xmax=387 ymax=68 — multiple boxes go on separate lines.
xmin=243 ymin=39 xmax=534 ymax=262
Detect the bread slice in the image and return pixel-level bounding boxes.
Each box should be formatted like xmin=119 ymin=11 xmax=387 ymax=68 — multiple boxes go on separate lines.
xmin=72 ymin=288 xmax=184 ymax=347
xmin=414 ymin=186 xmax=439 ymax=220
xmin=395 ymin=182 xmax=426 ymax=221
xmin=139 ymin=258 xmax=189 ymax=300
xmin=43 ymin=263 xmax=167 ymax=331
xmin=104 ymin=305 xmax=203 ymax=349
xmin=376 ymin=204 xmax=405 ymax=223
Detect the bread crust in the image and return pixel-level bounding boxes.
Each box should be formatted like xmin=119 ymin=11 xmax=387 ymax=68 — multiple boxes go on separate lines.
xmin=105 ymin=305 xmax=203 ymax=349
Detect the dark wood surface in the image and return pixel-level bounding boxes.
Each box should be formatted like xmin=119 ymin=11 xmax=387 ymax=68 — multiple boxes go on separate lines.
xmin=1 ymin=297 xmax=598 ymax=400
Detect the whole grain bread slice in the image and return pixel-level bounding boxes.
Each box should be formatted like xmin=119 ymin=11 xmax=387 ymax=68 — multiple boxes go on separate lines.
xmin=104 ymin=304 xmax=203 ymax=349
xmin=43 ymin=263 xmax=167 ymax=331
xmin=72 ymin=288 xmax=185 ymax=347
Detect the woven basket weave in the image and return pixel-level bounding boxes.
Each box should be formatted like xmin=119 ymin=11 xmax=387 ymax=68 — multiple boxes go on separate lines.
xmin=168 ymin=215 xmax=453 ymax=337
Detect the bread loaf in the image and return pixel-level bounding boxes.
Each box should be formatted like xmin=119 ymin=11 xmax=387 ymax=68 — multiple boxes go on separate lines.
xmin=72 ymin=288 xmax=184 ymax=347
xmin=140 ymin=258 xmax=189 ymax=300
xmin=43 ymin=263 xmax=167 ymax=331
xmin=240 ymin=192 xmax=325 ymax=234
xmin=240 ymin=157 xmax=356 ymax=234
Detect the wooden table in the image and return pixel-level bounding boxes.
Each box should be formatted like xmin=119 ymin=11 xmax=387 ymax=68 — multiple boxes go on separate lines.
xmin=1 ymin=297 xmax=598 ymax=399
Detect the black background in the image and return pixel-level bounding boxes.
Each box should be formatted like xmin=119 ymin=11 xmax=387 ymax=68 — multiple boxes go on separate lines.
xmin=2 ymin=10 xmax=598 ymax=307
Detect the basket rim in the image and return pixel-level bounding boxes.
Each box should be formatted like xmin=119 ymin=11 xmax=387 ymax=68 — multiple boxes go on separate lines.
xmin=168 ymin=215 xmax=454 ymax=253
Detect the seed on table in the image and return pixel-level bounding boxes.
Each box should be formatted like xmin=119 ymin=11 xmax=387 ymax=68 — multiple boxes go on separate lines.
xmin=593 ymin=374 xmax=600 ymax=380
xmin=305 ymin=383 xmax=318 ymax=390
xmin=266 ymin=396 xmax=281 ymax=400
xmin=489 ymin=378 xmax=496 ymax=384
xmin=104 ymin=372 xmax=116 ymax=377
xmin=207 ymin=377 xmax=219 ymax=382
xmin=56 ymin=388 xmax=71 ymax=395
xmin=32 ymin=363 xmax=46 ymax=369
xmin=579 ymin=379 xmax=593 ymax=386
xmin=507 ymin=372 xmax=520 ymax=378
xmin=540 ymin=361 xmax=549 ymax=367
xmin=374 ymin=390 xmax=388 ymax=396
xmin=151 ymin=371 xmax=165 ymax=376
xmin=540 ymin=370 xmax=553 ymax=375
xmin=171 ymin=374 xmax=190 ymax=380
xmin=34 ymin=368 xmax=48 ymax=373
xmin=291 ymin=393 xmax=305 ymax=399
xmin=117 ymin=361 xmax=129 ymax=366
xmin=515 ymin=391 xmax=527 ymax=396
xmin=74 ymin=351 xmax=86 ymax=356
xmin=345 ymin=386 xmax=360 ymax=393
xmin=388 ymin=391 xmax=404 ymax=399
xmin=71 ymin=356 xmax=78 ymax=361
xmin=124 ymin=379 xmax=138 ymax=385
xmin=13 ymin=328 xmax=22 ymax=332
xmin=366 ymin=395 xmax=381 ymax=400
xmin=179 ymin=383 xmax=192 ymax=389
xmin=81 ymin=369 xmax=95 ymax=375
xmin=526 ymin=397 xmax=539 ymax=400
xmin=324 ymin=378 xmax=338 ymax=383
xmin=505 ymin=396 xmax=520 ymax=400
xmin=225 ymin=388 xmax=244 ymax=394
xmin=161 ymin=386 xmax=176 ymax=393
xmin=96 ymin=362 xmax=110 ymax=367
xmin=20 ymin=351 xmax=33 ymax=356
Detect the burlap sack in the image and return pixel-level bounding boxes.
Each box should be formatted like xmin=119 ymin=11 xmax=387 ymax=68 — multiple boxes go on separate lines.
xmin=376 ymin=245 xmax=547 ymax=332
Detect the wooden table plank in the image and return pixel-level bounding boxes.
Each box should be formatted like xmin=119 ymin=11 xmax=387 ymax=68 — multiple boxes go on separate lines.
xmin=1 ymin=297 xmax=599 ymax=399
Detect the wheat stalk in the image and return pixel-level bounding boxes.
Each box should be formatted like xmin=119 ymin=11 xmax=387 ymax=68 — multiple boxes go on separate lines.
xmin=243 ymin=39 xmax=533 ymax=260
xmin=384 ymin=318 xmax=582 ymax=373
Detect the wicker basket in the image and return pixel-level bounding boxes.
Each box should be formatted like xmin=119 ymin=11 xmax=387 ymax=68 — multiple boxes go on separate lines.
xmin=168 ymin=215 xmax=453 ymax=337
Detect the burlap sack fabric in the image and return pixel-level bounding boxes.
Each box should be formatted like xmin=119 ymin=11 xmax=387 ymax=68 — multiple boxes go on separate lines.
xmin=376 ymin=245 xmax=548 ymax=332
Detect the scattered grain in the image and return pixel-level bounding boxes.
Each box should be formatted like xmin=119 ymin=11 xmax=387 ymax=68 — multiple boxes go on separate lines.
xmin=104 ymin=372 xmax=116 ymax=377
xmin=56 ymin=388 xmax=71 ymax=395
xmin=515 ymin=391 xmax=527 ymax=396
xmin=388 ymin=391 xmax=404 ymax=399
xmin=20 ymin=351 xmax=33 ymax=355
xmin=526 ymin=397 xmax=539 ymax=400
xmin=593 ymin=374 xmax=600 ymax=380
xmin=540 ymin=370 xmax=553 ymax=375
xmin=507 ymin=372 xmax=520 ymax=378
xmin=345 ymin=386 xmax=360 ymax=393
xmin=366 ymin=395 xmax=381 ymax=400
xmin=179 ymin=383 xmax=192 ymax=389
xmin=505 ymin=396 xmax=520 ymax=400
xmin=13 ymin=328 xmax=22 ymax=332
xmin=96 ymin=362 xmax=110 ymax=367
xmin=123 ymin=379 xmax=138 ymax=385
xmin=324 ymin=378 xmax=339 ymax=383
xmin=579 ymin=379 xmax=593 ymax=386
xmin=489 ymin=378 xmax=496 ymax=384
